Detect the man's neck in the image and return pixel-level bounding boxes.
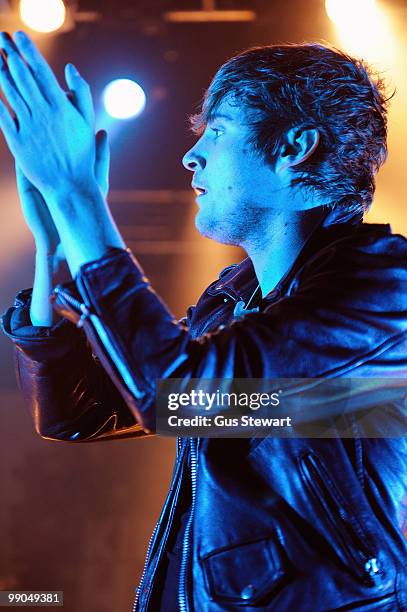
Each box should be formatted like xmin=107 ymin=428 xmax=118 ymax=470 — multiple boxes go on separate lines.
xmin=244 ymin=207 xmax=327 ymax=298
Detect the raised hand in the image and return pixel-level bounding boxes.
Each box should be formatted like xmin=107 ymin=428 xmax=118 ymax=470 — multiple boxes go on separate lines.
xmin=16 ymin=129 xmax=111 ymax=256
xmin=0 ymin=30 xmax=124 ymax=276
xmin=16 ymin=163 xmax=60 ymax=256
xmin=0 ymin=31 xmax=96 ymax=196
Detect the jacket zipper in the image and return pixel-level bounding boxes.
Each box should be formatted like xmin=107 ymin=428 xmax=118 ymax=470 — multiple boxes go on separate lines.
xmin=132 ymin=522 xmax=160 ymax=612
xmin=53 ymin=286 xmax=147 ymax=406
xmin=299 ymin=452 xmax=380 ymax=583
xmin=52 ymin=286 xmax=90 ymax=326
xmin=178 ymin=437 xmax=199 ymax=612
xmin=177 ymin=288 xmax=253 ymax=608
xmin=133 ymin=438 xmax=188 ymax=611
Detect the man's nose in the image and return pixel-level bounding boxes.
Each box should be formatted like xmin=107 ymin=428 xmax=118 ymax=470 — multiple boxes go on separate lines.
xmin=182 ymin=143 xmax=206 ymax=171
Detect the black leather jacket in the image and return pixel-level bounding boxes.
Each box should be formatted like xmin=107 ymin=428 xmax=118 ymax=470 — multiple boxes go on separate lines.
xmin=2 ymin=208 xmax=407 ymax=611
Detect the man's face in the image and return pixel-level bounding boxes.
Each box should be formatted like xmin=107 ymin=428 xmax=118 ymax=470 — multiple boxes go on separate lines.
xmin=182 ymin=98 xmax=284 ymax=247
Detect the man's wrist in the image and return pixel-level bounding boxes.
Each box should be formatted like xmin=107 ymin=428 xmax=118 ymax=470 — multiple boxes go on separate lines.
xmin=35 ymin=245 xmax=59 ymax=260
xmin=42 ymin=175 xmax=100 ymax=206
xmin=42 ymin=180 xmax=126 ymax=277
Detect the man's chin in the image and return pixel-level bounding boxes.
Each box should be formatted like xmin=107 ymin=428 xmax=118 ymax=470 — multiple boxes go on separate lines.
xmin=195 ymin=215 xmax=238 ymax=247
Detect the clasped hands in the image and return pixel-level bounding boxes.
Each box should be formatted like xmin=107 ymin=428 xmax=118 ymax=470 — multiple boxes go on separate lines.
xmin=0 ymin=30 xmax=124 ymax=274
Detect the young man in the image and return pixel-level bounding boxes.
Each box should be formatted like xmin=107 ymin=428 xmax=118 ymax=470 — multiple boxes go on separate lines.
xmin=1 ymin=32 xmax=406 ymax=610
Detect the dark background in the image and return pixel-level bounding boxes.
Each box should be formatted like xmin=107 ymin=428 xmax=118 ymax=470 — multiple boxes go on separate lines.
xmin=0 ymin=1 xmax=406 ymax=610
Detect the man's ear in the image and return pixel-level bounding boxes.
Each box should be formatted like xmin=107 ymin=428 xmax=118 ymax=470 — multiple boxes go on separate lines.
xmin=275 ymin=127 xmax=320 ymax=174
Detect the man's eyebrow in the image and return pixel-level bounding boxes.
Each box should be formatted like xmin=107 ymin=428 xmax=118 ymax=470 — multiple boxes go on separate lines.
xmin=208 ymin=113 xmax=234 ymax=122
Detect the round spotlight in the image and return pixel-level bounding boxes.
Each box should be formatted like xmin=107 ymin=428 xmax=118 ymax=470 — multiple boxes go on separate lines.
xmin=20 ymin=0 xmax=66 ymax=34
xmin=102 ymin=79 xmax=146 ymax=120
xmin=325 ymin=0 xmax=376 ymax=26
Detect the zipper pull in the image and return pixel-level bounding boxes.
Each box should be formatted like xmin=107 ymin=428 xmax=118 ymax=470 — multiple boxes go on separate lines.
xmin=364 ymin=557 xmax=380 ymax=577
xmin=52 ymin=285 xmax=91 ymax=328
xmin=76 ymin=303 xmax=90 ymax=328
xmin=233 ymin=300 xmax=260 ymax=320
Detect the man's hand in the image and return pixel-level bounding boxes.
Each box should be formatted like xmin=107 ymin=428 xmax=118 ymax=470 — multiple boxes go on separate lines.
xmin=16 ymin=127 xmax=111 ymax=326
xmin=16 ymin=129 xmax=111 ymax=256
xmin=0 ymin=31 xmax=96 ymax=198
xmin=16 ymin=163 xmax=60 ymax=256
xmin=0 ymin=30 xmax=125 ymax=276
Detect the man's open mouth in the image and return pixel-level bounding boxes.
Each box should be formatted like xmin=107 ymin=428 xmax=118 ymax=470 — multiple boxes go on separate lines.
xmin=192 ymin=185 xmax=207 ymax=196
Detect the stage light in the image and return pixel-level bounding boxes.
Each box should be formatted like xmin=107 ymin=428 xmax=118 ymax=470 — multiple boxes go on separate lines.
xmin=102 ymin=79 xmax=146 ymax=120
xmin=19 ymin=0 xmax=66 ymax=33
xmin=325 ymin=0 xmax=377 ymax=26
xmin=325 ymin=0 xmax=395 ymax=68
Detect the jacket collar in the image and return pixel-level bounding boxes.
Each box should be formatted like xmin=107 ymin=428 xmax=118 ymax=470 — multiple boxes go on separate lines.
xmin=208 ymin=206 xmax=364 ymax=304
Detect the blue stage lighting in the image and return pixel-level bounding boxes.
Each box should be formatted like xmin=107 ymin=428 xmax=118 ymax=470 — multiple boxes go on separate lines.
xmin=102 ymin=79 xmax=146 ymax=120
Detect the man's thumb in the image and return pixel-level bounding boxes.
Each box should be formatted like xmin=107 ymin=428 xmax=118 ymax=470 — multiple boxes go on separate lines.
xmin=64 ymin=63 xmax=94 ymax=125
xmin=95 ymin=130 xmax=110 ymax=198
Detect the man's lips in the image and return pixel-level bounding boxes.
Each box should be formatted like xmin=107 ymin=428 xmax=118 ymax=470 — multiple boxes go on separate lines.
xmin=192 ymin=183 xmax=207 ymax=196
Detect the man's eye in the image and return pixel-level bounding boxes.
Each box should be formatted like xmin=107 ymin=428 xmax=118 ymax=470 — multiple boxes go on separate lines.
xmin=211 ymin=127 xmax=222 ymax=138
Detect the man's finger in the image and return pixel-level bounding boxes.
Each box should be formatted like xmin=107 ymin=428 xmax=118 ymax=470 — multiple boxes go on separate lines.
xmin=95 ymin=129 xmax=110 ymax=197
xmin=12 ymin=30 xmax=63 ymax=103
xmin=0 ymin=95 xmax=17 ymax=140
xmin=64 ymin=63 xmax=94 ymax=124
xmin=0 ymin=52 xmax=29 ymax=124
xmin=15 ymin=162 xmax=33 ymax=193
xmin=15 ymin=162 xmax=24 ymax=183
xmin=15 ymin=162 xmax=31 ymax=187
xmin=0 ymin=32 xmax=43 ymax=107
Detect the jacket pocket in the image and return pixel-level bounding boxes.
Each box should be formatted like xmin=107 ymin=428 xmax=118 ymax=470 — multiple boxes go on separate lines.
xmin=299 ymin=451 xmax=380 ymax=584
xmin=201 ymin=534 xmax=286 ymax=606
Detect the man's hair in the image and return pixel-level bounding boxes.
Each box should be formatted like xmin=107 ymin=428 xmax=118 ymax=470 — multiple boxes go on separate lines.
xmin=190 ymin=43 xmax=392 ymax=214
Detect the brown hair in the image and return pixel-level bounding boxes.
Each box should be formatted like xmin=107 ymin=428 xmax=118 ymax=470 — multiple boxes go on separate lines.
xmin=191 ymin=43 xmax=392 ymax=213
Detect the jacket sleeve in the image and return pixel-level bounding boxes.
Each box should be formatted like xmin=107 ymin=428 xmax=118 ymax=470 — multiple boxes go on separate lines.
xmin=69 ymin=243 xmax=407 ymax=433
xmin=1 ymin=287 xmax=151 ymax=442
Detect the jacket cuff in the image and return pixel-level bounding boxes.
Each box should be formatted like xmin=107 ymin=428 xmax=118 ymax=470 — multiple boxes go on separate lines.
xmin=73 ymin=247 xmax=177 ymax=433
xmin=1 ymin=287 xmax=83 ymax=360
xmin=75 ymin=247 xmax=148 ymax=309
